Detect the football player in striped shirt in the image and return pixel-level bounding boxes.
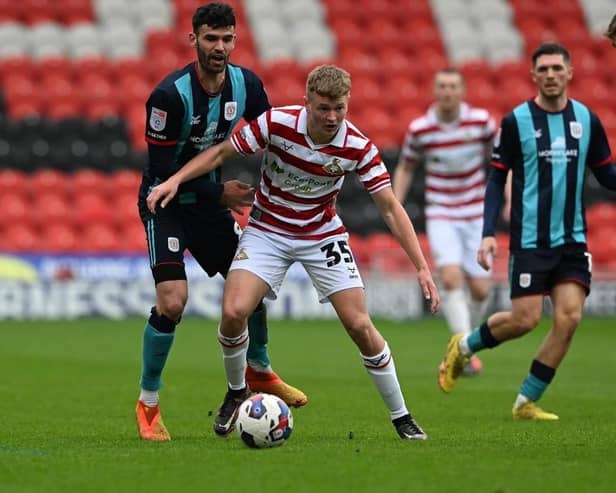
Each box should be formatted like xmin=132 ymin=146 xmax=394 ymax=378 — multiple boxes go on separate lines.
xmin=146 ymin=65 xmax=440 ymax=440
xmin=438 ymin=43 xmax=616 ymax=420
xmin=394 ymin=68 xmax=496 ymax=376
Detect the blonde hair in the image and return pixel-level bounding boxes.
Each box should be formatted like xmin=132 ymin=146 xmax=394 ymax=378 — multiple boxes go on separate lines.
xmin=306 ymin=65 xmax=351 ymax=99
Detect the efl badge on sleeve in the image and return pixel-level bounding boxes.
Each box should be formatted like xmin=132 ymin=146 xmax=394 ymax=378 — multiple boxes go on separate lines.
xmin=569 ymin=121 xmax=582 ymax=139
xmin=150 ymin=107 xmax=167 ymax=132
xmin=224 ymin=101 xmax=237 ymax=121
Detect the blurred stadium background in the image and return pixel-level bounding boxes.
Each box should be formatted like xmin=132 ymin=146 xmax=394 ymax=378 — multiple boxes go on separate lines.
xmin=2 ymin=0 xmax=616 ymax=320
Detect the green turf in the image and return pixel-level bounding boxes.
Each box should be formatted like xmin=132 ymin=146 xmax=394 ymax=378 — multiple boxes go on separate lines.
xmin=1 ymin=316 xmax=615 ymax=493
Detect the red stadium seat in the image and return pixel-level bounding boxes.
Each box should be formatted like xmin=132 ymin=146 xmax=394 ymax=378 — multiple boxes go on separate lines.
xmin=37 ymin=57 xmax=74 ymax=80
xmin=115 ymin=74 xmax=151 ymax=109
xmin=73 ymin=56 xmax=113 ymax=81
xmin=0 ymin=193 xmax=30 ymax=225
xmin=80 ymin=223 xmax=120 ymax=253
xmin=109 ymin=170 xmax=142 ymax=197
xmin=30 ymin=169 xmax=69 ymax=198
xmin=57 ymin=0 xmax=94 ymax=25
xmin=1 ymin=223 xmax=39 ymax=252
xmin=586 ymin=202 xmax=616 ymax=228
xmin=118 ymin=221 xmax=147 ymax=253
xmin=32 ymin=192 xmax=73 ymax=227
xmin=112 ymin=192 xmax=140 ymax=228
xmin=21 ymin=0 xmax=57 ymax=24
xmin=47 ymin=99 xmax=82 ymax=120
xmin=0 ymin=0 xmax=23 ymax=21
xmin=113 ymin=58 xmax=153 ymax=85
xmin=40 ymin=222 xmax=79 ymax=253
xmin=73 ymin=193 xmax=114 ymax=228
xmin=67 ymin=169 xmax=111 ymax=199
xmin=0 ymin=56 xmax=36 ymax=83
xmin=0 ymin=170 xmax=29 ymax=198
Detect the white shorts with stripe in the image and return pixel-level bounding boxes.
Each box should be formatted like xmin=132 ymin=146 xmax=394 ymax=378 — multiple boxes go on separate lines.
xmin=229 ymin=227 xmax=364 ymax=303
xmin=426 ymin=217 xmax=490 ymax=278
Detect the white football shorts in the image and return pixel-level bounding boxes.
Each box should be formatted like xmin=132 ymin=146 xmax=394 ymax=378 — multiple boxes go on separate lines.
xmin=229 ymin=227 xmax=364 ymax=303
xmin=427 ymin=217 xmax=490 ymax=278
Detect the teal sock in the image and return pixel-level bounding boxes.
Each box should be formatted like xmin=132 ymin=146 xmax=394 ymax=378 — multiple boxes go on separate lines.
xmin=139 ymin=307 xmax=177 ymax=391
xmin=519 ymin=359 xmax=555 ymax=401
xmin=466 ymin=328 xmax=484 ymax=353
xmin=246 ymin=303 xmax=271 ymax=370
xmin=467 ymin=321 xmax=500 ymax=353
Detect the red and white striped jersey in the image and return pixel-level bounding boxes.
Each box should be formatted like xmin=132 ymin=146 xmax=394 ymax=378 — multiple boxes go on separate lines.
xmin=230 ymin=105 xmax=390 ymax=240
xmin=399 ymin=102 xmax=496 ymax=221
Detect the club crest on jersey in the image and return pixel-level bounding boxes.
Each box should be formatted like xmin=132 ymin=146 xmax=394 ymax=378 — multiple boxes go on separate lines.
xmin=167 ymin=237 xmax=180 ymax=252
xmin=519 ymin=273 xmax=531 ymax=288
xmin=224 ymin=101 xmax=237 ymax=121
xmin=234 ymin=247 xmax=248 ymax=261
xmin=569 ymin=121 xmax=582 ymax=139
xmin=150 ymin=107 xmax=167 ymax=132
xmin=323 ymin=158 xmax=343 ymax=175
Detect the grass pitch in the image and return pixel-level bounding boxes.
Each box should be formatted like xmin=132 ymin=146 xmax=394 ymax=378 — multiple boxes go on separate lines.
xmin=1 ymin=316 xmax=615 ymax=493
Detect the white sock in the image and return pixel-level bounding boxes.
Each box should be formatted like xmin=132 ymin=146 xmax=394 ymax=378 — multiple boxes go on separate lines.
xmin=139 ymin=389 xmax=159 ymax=407
xmin=218 ymin=327 xmax=249 ymax=390
xmin=459 ymin=335 xmax=473 ymax=357
xmin=440 ymin=288 xmax=471 ymax=335
xmin=469 ymin=296 xmax=490 ymax=328
xmin=361 ymin=342 xmax=408 ymax=420
xmin=514 ymin=394 xmax=530 ymax=409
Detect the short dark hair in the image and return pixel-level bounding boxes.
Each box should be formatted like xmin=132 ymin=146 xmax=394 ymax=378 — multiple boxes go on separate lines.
xmin=531 ymin=42 xmax=570 ymax=66
xmin=192 ymin=3 xmax=236 ymax=32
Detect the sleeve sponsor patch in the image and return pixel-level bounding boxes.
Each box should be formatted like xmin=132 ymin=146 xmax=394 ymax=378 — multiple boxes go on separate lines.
xmin=149 ymin=107 xmax=167 ymax=132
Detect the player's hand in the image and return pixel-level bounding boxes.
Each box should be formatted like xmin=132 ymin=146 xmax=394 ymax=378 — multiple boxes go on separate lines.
xmin=416 ymin=267 xmax=440 ymax=315
xmin=146 ymin=177 xmax=180 ymax=214
xmin=221 ymin=180 xmax=255 ymax=214
xmin=477 ymin=236 xmax=497 ymax=271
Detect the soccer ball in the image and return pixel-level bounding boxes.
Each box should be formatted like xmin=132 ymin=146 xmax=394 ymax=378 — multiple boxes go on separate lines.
xmin=235 ymin=393 xmax=293 ymax=448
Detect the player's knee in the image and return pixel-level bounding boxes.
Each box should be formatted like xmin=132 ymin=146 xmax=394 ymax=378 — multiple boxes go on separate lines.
xmin=512 ymin=311 xmax=541 ymax=335
xmin=221 ymin=300 xmax=251 ymax=329
xmin=342 ymin=314 xmax=373 ymax=341
xmin=158 ymin=297 xmax=186 ymax=321
xmin=471 ymin=285 xmax=490 ymax=302
xmin=554 ymin=308 xmax=582 ymax=332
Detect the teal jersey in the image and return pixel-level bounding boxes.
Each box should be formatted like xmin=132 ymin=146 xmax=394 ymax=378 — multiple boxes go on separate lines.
xmin=491 ymin=99 xmax=611 ymax=250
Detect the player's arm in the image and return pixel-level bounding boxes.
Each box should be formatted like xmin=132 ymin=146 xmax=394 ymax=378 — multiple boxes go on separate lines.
xmin=147 ymin=140 xmax=239 ymax=212
xmin=478 ymin=117 xmax=516 ymax=270
xmin=371 ymin=186 xmax=440 ymax=314
xmin=392 ymin=125 xmax=420 ymax=202
xmin=588 ymin=111 xmax=616 ymax=190
xmin=392 ymin=158 xmax=415 ymax=202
